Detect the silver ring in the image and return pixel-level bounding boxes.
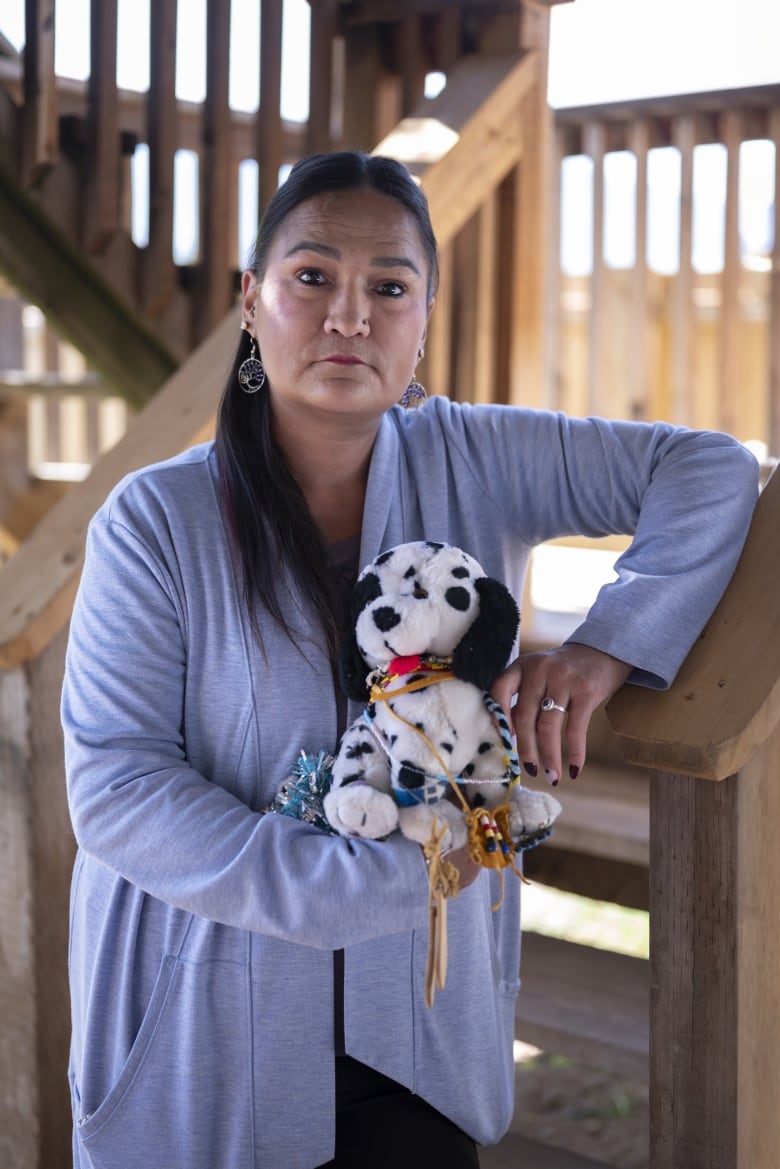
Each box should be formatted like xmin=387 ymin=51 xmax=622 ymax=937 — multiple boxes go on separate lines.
xmin=540 ymin=697 xmax=567 ymax=714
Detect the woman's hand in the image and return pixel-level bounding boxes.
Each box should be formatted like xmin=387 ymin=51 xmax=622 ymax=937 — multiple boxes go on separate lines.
xmin=490 ymin=644 xmax=632 ymax=784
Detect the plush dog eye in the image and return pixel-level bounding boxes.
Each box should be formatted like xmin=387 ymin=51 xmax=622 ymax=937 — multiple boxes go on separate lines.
xmin=451 ymin=567 xmax=469 ymax=578
xmin=372 ymin=606 xmax=402 ymax=631
xmin=444 ymin=586 xmax=471 ymax=611
xmin=403 ymin=565 xmax=416 ymax=579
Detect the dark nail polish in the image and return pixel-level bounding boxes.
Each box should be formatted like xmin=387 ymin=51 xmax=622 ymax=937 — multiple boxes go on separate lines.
xmin=569 ymin=765 xmax=580 ymax=780
xmin=523 ymin=762 xmax=538 ymax=778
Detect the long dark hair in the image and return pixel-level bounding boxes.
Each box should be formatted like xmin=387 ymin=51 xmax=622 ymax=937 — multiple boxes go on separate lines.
xmin=215 ymin=151 xmax=439 ymax=661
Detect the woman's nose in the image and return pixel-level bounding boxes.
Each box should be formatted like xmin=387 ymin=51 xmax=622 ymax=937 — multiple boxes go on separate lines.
xmin=324 ymin=288 xmax=370 ymax=337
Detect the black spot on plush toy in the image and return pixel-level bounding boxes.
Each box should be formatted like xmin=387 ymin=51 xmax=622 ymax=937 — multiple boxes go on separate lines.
xmin=323 ymin=541 xmax=561 ymax=859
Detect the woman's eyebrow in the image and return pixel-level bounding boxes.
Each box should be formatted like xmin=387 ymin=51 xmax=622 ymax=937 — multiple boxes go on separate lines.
xmin=284 ymin=240 xmax=421 ymax=275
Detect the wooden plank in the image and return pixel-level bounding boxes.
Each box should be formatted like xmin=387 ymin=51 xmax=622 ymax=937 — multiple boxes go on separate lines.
xmin=770 ymin=108 xmax=780 ymax=455
xmin=143 ymin=0 xmax=178 ymax=313
xmin=376 ymin=51 xmax=536 ymax=248
xmin=0 ymin=307 xmax=238 ymax=669
xmin=85 ymin=0 xmax=120 ymax=252
xmin=201 ymin=0 xmax=233 ymax=333
xmin=452 ymin=213 xmax=479 ymax=401
xmin=517 ymin=932 xmax=649 ymax=1081
xmin=719 ymin=109 xmax=742 ymax=436
xmin=607 ymin=464 xmax=779 ymax=780
xmin=21 ymin=0 xmax=58 ymax=183
xmin=397 ymin=15 xmax=428 ymax=118
xmin=481 ymin=1133 xmax=613 ymax=1169
xmin=258 ymin=0 xmax=285 ymax=209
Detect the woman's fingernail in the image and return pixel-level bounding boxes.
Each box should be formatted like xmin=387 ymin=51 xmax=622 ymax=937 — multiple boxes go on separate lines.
xmin=569 ymin=765 xmax=580 ymax=780
xmin=523 ymin=762 xmax=538 ymax=778
xmin=545 ymin=769 xmax=559 ymax=786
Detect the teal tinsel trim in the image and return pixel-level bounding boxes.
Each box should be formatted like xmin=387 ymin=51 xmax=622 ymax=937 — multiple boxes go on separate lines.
xmin=266 ymin=749 xmax=338 ymax=835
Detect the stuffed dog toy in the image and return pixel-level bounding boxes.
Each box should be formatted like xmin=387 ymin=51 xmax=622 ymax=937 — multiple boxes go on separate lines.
xmin=323 ymin=541 xmax=561 ymax=856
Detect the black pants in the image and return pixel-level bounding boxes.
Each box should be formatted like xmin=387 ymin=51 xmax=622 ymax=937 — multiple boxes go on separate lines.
xmin=316 ymin=1057 xmax=481 ymax=1168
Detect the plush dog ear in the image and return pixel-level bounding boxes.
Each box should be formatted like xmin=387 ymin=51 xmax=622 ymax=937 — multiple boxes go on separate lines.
xmin=452 ymin=577 xmax=520 ymax=691
xmin=338 ymin=571 xmax=383 ymax=701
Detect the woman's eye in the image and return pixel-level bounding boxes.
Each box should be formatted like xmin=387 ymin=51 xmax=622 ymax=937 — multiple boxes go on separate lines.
xmin=376 ymin=281 xmax=405 ymax=298
xmin=297 ymin=269 xmax=327 ymax=286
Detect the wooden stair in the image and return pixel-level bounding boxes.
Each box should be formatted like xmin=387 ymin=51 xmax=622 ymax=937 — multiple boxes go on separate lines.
xmin=517 ymin=933 xmax=649 ymax=1082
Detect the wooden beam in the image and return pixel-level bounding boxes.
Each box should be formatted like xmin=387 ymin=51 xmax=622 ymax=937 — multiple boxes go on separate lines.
xmin=376 ymin=51 xmax=536 ymax=248
xmin=0 ymin=308 xmax=238 ymax=669
xmin=607 ymin=465 xmax=780 ymax=781
xmin=0 ymin=158 xmax=177 ymax=406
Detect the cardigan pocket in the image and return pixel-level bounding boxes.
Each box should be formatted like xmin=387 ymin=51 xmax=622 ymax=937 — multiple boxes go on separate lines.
xmin=75 ymin=955 xmax=254 ymax=1169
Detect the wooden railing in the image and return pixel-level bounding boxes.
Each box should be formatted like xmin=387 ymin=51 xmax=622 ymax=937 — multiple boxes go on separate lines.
xmin=548 ymin=85 xmax=780 ymax=453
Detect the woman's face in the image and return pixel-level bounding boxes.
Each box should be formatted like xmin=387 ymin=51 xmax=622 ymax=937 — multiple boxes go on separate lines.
xmin=242 ymin=188 xmax=433 ymax=429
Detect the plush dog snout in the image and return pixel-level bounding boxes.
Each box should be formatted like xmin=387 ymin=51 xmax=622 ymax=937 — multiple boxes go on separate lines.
xmin=372 ymin=606 xmax=402 ymax=632
xmin=413 ymin=582 xmax=429 ymax=599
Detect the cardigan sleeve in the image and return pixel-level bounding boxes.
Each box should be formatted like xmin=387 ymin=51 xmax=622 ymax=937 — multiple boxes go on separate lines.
xmin=62 ymin=493 xmax=430 ymax=949
xmin=403 ymin=401 xmax=759 ymax=689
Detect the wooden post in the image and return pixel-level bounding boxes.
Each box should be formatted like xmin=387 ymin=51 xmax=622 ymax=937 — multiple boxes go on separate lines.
xmin=608 ymin=465 xmax=780 ymax=1168
xmin=672 ymin=114 xmax=696 ymax=427
xmin=0 ymin=631 xmax=73 ymax=1169
xmin=630 ymin=118 xmax=650 ymax=421
xmin=719 ymin=109 xmax=742 ymax=437
xmin=583 ymin=120 xmax=605 ymax=415
xmin=306 ymin=0 xmax=340 ymax=155
xmin=767 ymin=107 xmax=780 ymax=455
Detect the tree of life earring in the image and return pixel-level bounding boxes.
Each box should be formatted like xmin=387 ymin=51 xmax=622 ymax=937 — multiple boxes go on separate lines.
xmin=238 ymin=318 xmax=266 ymax=393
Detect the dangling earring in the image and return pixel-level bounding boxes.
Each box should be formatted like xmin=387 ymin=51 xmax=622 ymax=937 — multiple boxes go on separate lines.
xmin=238 ymin=323 xmax=266 ymax=393
xmin=400 ymin=347 xmax=427 ymax=409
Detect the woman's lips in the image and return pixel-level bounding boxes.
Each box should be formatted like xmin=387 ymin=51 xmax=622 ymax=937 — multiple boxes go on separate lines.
xmin=322 ymin=354 xmax=366 ymax=365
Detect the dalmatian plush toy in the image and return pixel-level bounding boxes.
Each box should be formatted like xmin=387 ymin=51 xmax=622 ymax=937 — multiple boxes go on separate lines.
xmin=323 ymin=541 xmax=561 ymax=855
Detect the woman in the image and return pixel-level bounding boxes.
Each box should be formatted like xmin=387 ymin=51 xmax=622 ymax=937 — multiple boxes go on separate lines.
xmin=62 ymin=151 xmax=757 ymax=1169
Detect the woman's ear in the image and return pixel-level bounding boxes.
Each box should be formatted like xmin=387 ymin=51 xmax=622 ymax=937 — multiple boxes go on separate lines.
xmin=338 ymin=572 xmax=383 ymax=701
xmin=452 ymin=577 xmax=520 ymax=691
xmin=241 ymin=270 xmax=258 ymax=331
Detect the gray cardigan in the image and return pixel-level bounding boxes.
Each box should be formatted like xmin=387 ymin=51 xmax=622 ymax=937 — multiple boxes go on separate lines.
xmin=62 ymin=397 xmax=757 ymax=1168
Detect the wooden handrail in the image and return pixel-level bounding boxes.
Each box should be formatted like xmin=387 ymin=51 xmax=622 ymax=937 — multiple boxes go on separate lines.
xmin=607 ymin=465 xmax=780 ymax=780
xmin=0 ymin=307 xmax=238 ymax=670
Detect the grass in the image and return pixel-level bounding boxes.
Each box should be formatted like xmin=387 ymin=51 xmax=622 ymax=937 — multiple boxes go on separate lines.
xmin=521 ymin=881 xmax=649 ymax=960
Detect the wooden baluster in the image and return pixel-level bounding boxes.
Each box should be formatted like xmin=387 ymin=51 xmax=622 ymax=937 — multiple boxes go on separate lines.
xmin=424 ymin=240 xmax=453 ymax=399
xmin=21 ymin=0 xmax=58 ymax=184
xmin=85 ymin=0 xmax=120 ymax=252
xmin=306 ymin=0 xmax=339 ymax=155
xmin=583 ymin=120 xmax=606 ymax=415
xmin=397 ymin=16 xmax=427 ymax=118
xmin=258 ymin=0 xmax=284 ymax=211
xmin=143 ymin=0 xmax=178 ymax=314
xmin=629 ymin=118 xmax=650 ymax=421
xmin=452 ymin=214 xmax=479 ymax=402
xmin=720 ymin=109 xmax=742 ymax=437
xmin=200 ymin=0 xmax=233 ymax=336
xmin=672 ymin=114 xmax=696 ymax=427
xmin=473 ymin=191 xmax=499 ymax=404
